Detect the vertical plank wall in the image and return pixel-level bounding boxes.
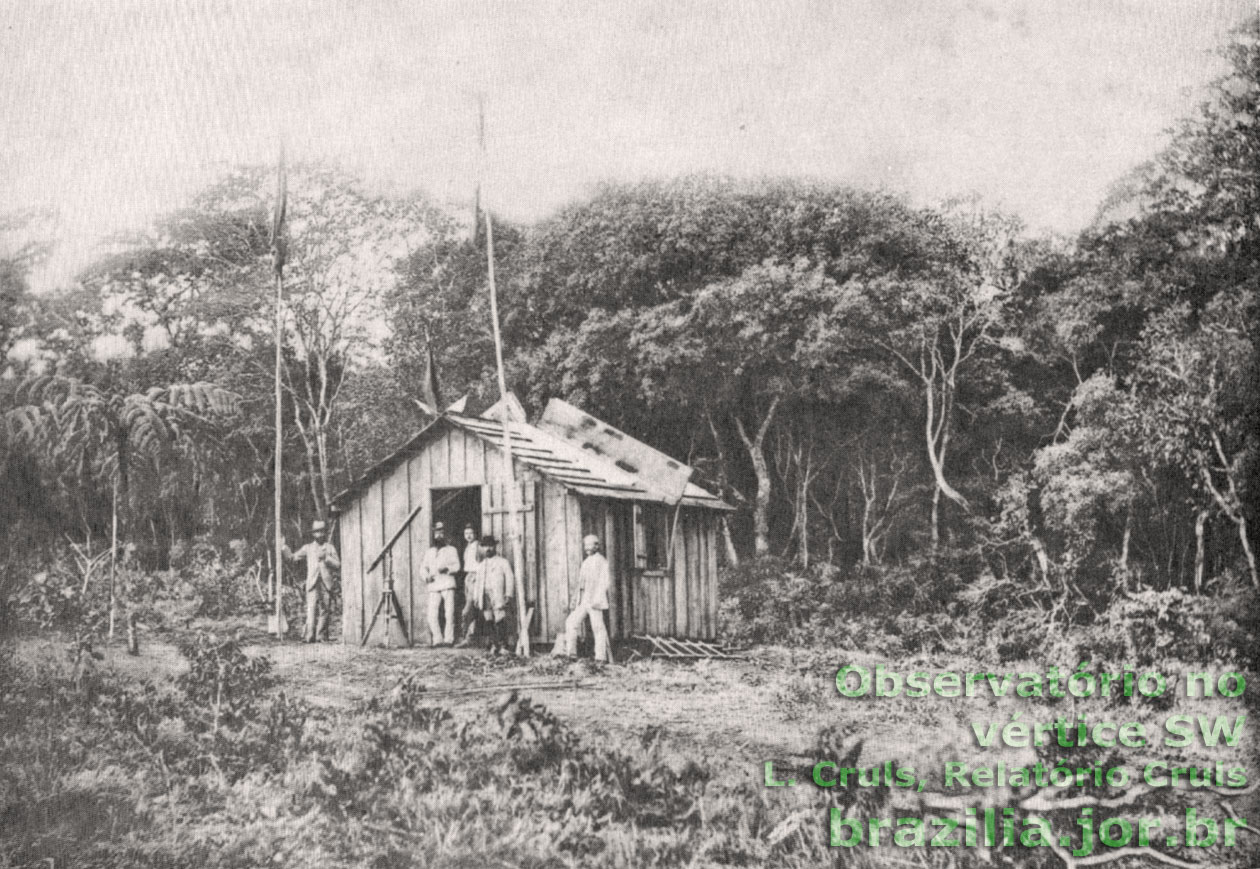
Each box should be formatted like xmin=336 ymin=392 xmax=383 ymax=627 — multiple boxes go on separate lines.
xmin=612 ymin=504 xmax=635 ymax=638
xmin=671 ymin=510 xmax=718 ymax=640
xmin=339 ymin=423 xmax=733 ymax=645
xmin=405 ymin=452 xmax=430 ymax=644
xmin=706 ymin=513 xmax=719 ymax=639
xmin=379 ymin=462 xmax=413 ymax=646
xmin=358 ymin=479 xmax=384 ymax=644
xmin=339 ymin=498 xmax=363 ymax=642
xmin=482 ymin=472 xmax=539 ymax=637
xmin=537 ymin=479 xmax=574 ymax=644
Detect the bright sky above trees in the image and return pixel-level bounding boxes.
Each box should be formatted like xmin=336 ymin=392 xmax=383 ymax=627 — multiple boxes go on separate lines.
xmin=1 ymin=0 xmax=1253 ymax=290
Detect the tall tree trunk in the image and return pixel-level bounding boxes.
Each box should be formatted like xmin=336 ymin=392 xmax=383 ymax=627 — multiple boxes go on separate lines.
xmin=108 ymin=478 xmax=118 ymax=640
xmin=110 ymin=416 xmax=128 ymax=641
xmin=861 ymin=473 xmax=876 ymax=565
xmin=291 ymin=399 xmax=325 ymax=520
xmin=1118 ymin=508 xmax=1132 ymax=590
xmin=315 ymin=420 xmax=332 ymax=521
xmin=930 ymin=484 xmax=941 ymax=550
xmin=1194 ymin=509 xmax=1208 ymax=593
xmin=1199 ymin=445 xmax=1259 ymax=589
xmin=798 ymin=472 xmax=809 ymax=568
xmin=734 ymin=396 xmax=782 ymax=556
xmin=1237 ymin=515 xmax=1258 ymax=590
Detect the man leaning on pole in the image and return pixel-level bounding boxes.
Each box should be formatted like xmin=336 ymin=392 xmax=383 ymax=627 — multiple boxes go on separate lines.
xmin=282 ymin=519 xmax=340 ymax=643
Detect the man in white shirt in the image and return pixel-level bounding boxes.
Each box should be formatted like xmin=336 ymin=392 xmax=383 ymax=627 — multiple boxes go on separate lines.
xmin=282 ymin=519 xmax=340 ymax=643
xmin=476 ymin=534 xmax=516 ymax=655
xmin=563 ymin=534 xmax=610 ymax=661
xmin=456 ymin=524 xmax=483 ymax=647
xmin=420 ymin=521 xmax=460 ymax=646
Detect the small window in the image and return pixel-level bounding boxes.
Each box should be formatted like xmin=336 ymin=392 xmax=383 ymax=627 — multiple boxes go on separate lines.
xmin=634 ymin=504 xmax=671 ymax=570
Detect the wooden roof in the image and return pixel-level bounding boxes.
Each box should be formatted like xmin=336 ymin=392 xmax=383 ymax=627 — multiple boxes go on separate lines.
xmin=330 ymin=402 xmax=733 ymax=512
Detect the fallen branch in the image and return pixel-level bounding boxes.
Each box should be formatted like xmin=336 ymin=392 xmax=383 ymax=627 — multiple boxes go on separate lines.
xmin=1221 ymin=801 xmax=1259 ymax=837
xmin=420 ymin=679 xmax=589 ymax=698
xmin=359 ymin=820 xmax=422 ymax=840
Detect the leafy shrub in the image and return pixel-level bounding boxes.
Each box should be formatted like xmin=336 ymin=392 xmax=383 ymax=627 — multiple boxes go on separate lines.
xmin=1098 ymin=583 xmax=1258 ymax=668
xmin=170 ymin=538 xmax=267 ymax=619
xmin=718 ymin=551 xmax=983 ymax=653
xmin=176 ymin=633 xmax=275 ymax=727
xmin=13 ymin=566 xmax=86 ymax=629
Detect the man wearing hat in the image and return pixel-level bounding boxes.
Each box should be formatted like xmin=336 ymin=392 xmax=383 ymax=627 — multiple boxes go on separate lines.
xmin=563 ymin=534 xmax=610 ymax=661
xmin=456 ymin=523 xmax=483 ymax=647
xmin=420 ymin=521 xmax=461 ymax=646
xmin=476 ymin=534 xmax=515 ymax=655
xmin=283 ymin=520 xmax=341 ymax=643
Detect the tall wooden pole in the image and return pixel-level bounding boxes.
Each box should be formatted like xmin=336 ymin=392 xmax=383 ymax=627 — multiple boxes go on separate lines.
xmin=273 ymin=268 xmax=284 ymax=637
xmin=485 ymin=212 xmax=530 ymax=656
xmin=479 ymin=99 xmax=530 ymax=655
xmin=272 ymin=147 xmax=287 ymax=639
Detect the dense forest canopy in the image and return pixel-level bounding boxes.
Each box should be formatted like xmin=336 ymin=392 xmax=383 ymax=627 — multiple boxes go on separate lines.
xmin=2 ymin=21 xmax=1257 ymax=625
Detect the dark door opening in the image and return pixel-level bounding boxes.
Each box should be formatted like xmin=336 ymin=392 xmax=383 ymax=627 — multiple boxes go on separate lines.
xmin=431 ymin=486 xmax=482 ymax=639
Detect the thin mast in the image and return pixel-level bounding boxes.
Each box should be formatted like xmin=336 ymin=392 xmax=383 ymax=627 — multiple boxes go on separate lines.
xmin=272 ymin=146 xmax=287 ymax=638
xmin=480 ymin=98 xmax=531 ymax=656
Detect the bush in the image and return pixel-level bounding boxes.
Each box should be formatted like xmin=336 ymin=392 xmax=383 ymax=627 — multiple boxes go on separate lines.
xmin=718 ymin=551 xmax=983 ymax=654
xmin=176 ymin=633 xmax=275 ymax=726
xmin=5 ymin=536 xmax=274 ymax=637
xmin=170 ymin=538 xmax=268 ymax=619
xmin=1097 ymin=583 xmax=1259 ymax=668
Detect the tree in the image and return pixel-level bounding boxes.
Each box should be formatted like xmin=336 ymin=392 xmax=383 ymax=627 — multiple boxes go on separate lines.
xmin=510 ymin=178 xmax=959 ymax=560
xmin=87 ymin=163 xmax=447 ymax=521
xmin=388 ymin=214 xmax=524 ymax=412
xmin=1129 ymin=291 xmax=1257 ymax=588
xmin=831 ymin=217 xmax=1019 ymax=548
xmin=8 ymin=373 xmax=237 ymax=634
xmin=632 ymin=259 xmax=842 ymax=554
xmin=1043 ymin=18 xmax=1260 ymax=593
xmin=0 ymin=209 xmax=51 ymax=360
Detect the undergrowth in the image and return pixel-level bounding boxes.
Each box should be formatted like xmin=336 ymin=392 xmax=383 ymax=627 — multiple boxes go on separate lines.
xmin=0 ymin=635 xmax=838 ymax=868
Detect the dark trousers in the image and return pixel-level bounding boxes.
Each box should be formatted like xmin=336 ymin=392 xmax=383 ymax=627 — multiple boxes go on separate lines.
xmin=485 ymin=607 xmax=512 ymax=652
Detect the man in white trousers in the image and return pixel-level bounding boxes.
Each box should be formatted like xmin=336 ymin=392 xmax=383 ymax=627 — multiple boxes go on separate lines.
xmin=563 ymin=533 xmax=610 ymax=661
xmin=421 ymin=521 xmax=460 ymax=646
xmin=456 ymin=523 xmax=483 ymax=647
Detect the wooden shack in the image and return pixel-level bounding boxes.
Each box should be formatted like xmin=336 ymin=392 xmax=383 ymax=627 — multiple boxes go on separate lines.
xmin=329 ymin=397 xmax=732 ymax=647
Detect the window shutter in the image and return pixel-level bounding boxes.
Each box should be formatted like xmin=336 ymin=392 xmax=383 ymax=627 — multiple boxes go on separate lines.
xmin=633 ymin=503 xmax=648 ymax=568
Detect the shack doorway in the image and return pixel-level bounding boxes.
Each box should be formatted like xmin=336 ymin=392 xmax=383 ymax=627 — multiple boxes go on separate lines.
xmin=430 ymin=485 xmax=482 ymax=640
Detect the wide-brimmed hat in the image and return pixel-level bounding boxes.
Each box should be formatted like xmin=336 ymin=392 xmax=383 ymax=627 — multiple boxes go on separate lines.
xmin=311 ymin=520 xmax=327 ymax=533
xmin=480 ymin=534 xmax=498 ymax=547
xmin=582 ymin=534 xmax=601 ymax=548
xmin=433 ymin=521 xmax=446 ymax=533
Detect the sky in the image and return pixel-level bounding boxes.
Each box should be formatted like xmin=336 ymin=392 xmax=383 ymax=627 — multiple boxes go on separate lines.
xmin=1 ymin=0 xmax=1255 ymax=291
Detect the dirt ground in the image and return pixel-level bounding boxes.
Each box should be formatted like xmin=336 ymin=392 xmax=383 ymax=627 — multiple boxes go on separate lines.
xmin=19 ymin=616 xmax=960 ymax=791
xmin=29 ymin=612 xmax=1102 ymax=815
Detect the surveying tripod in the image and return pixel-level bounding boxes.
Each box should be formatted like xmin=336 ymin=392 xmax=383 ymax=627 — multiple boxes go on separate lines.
xmin=360 ymin=501 xmax=423 ymax=648
xmin=361 ymin=549 xmax=410 ymax=647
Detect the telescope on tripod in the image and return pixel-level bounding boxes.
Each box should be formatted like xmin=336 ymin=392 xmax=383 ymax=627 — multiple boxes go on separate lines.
xmin=361 ymin=501 xmax=423 ymax=647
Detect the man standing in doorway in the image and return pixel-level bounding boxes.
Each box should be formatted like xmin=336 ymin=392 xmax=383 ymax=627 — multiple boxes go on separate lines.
xmin=563 ymin=534 xmax=610 ymax=661
xmin=456 ymin=523 xmax=483 ymax=647
xmin=283 ymin=519 xmax=340 ymax=643
xmin=477 ymin=534 xmax=515 ymax=656
xmin=421 ymin=521 xmax=460 ymax=646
